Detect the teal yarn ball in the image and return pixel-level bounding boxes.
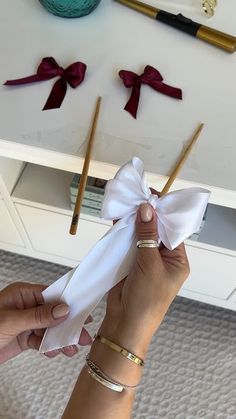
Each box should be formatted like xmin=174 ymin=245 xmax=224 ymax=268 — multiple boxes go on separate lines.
xmin=39 ymin=0 xmax=101 ymax=18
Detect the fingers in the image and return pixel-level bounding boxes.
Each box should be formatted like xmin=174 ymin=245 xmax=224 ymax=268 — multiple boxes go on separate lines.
xmin=15 ymin=283 xmax=46 ymax=308
xmin=10 ymin=302 xmax=70 ymax=334
xmin=27 ymin=333 xmax=42 ymax=351
xmin=84 ymin=315 xmax=93 ymax=325
xmin=136 ymin=203 xmax=158 ymax=241
xmin=23 ymin=283 xmax=47 ymax=306
xmin=159 ymin=241 xmax=190 ymax=283
xmin=0 ymin=282 xmax=47 ymax=309
xmin=170 ymin=242 xmax=190 ymax=276
xmin=44 ymin=349 xmax=61 ymax=358
xmin=44 ymin=345 xmax=79 ymax=358
xmin=78 ymin=327 xmax=93 ymax=346
xmin=33 ymin=328 xmax=45 ymax=337
xmin=29 ymin=334 xmax=79 ymax=358
xmin=29 ymin=318 xmax=92 ymax=360
xmin=160 ymin=240 xmax=188 ymax=264
xmin=42 ymin=328 xmax=93 ymax=354
xmin=30 ymin=324 xmax=92 ymax=358
xmin=29 ymin=328 xmax=92 ymax=357
xmin=28 ymin=332 xmax=80 ymax=358
xmin=60 ymin=345 xmax=79 ymax=357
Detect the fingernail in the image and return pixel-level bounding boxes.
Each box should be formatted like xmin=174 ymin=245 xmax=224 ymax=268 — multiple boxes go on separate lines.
xmin=62 ymin=345 xmax=78 ymax=353
xmin=139 ymin=203 xmax=153 ymax=222
xmin=52 ymin=304 xmax=70 ymax=319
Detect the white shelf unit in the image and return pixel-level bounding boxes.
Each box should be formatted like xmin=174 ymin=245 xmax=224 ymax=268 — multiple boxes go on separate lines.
xmin=0 ymin=199 xmax=24 ymax=247
xmin=0 ymin=156 xmax=236 ymax=310
xmin=11 ymin=163 xmax=111 ymax=265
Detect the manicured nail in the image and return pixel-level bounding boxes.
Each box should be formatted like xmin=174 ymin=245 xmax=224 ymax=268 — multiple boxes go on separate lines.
xmin=52 ymin=304 xmax=70 ymax=319
xmin=62 ymin=345 xmax=78 ymax=353
xmin=139 ymin=203 xmax=153 ymax=222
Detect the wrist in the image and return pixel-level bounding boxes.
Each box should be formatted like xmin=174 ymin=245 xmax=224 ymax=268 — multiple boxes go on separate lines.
xmin=98 ymin=314 xmax=155 ymax=359
xmin=89 ymin=337 xmax=142 ymax=387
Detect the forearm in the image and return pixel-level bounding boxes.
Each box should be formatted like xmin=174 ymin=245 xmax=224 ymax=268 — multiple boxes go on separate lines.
xmin=62 ymin=201 xmax=189 ymax=418
xmin=62 ymin=317 xmax=151 ymax=419
xmin=62 ymin=365 xmax=135 ymax=419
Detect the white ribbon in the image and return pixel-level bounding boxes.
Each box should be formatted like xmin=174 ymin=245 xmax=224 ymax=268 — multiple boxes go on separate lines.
xmin=39 ymin=157 xmax=210 ymax=353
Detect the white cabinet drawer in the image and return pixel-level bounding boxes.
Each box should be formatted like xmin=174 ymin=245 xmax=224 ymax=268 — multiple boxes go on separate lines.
xmin=15 ymin=204 xmax=110 ymax=262
xmin=0 ymin=200 xmax=24 ymax=247
xmin=184 ymin=245 xmax=236 ymax=299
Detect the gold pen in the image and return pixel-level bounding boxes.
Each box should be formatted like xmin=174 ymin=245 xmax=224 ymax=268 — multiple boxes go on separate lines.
xmin=115 ymin=0 xmax=236 ymax=53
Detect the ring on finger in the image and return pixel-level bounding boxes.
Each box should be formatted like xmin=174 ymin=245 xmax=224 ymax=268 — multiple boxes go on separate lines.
xmin=137 ymin=239 xmax=158 ymax=248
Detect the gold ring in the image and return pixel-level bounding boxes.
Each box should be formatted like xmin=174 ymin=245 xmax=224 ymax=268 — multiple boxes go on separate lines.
xmin=202 ymin=0 xmax=217 ymax=17
xmin=137 ymin=240 xmax=158 ymax=248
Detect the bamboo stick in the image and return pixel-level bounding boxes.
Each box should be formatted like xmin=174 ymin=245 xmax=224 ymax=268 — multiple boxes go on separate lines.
xmin=69 ymin=97 xmax=102 ymax=235
xmin=160 ymin=123 xmax=204 ymax=196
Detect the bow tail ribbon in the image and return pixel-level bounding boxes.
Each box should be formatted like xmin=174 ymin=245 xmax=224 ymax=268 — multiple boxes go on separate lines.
xmin=43 ymin=77 xmax=67 ymax=110
xmin=124 ymin=84 xmax=141 ymax=119
xmin=149 ymin=81 xmax=182 ymax=100
xmin=39 ymin=217 xmax=137 ymax=352
xmin=39 ymin=157 xmax=210 ymax=353
xmin=4 ymin=74 xmax=53 ymax=85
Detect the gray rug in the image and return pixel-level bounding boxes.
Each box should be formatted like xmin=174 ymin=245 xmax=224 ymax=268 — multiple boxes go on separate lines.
xmin=0 ymin=250 xmax=236 ymax=419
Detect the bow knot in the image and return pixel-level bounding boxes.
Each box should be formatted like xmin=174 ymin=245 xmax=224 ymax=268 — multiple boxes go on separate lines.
xmin=4 ymin=56 xmax=87 ymax=110
xmin=57 ymin=67 xmax=65 ymax=78
xmin=147 ymin=194 xmax=159 ymax=209
xmin=102 ymin=157 xmax=210 ymax=250
xmin=119 ymin=65 xmax=182 ymax=118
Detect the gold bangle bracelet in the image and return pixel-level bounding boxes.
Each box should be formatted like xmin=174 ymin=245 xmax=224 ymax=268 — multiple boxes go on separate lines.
xmin=87 ymin=365 xmax=124 ymax=392
xmin=96 ymin=334 xmax=144 ymax=366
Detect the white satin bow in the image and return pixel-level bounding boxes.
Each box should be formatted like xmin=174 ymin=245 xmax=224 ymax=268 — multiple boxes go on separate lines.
xmin=102 ymin=157 xmax=210 ymax=250
xmin=39 ymin=157 xmax=210 ymax=352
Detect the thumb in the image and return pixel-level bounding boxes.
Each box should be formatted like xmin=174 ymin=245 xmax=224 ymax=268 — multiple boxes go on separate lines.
xmin=136 ymin=203 xmax=158 ymax=241
xmin=135 ymin=203 xmax=161 ymax=268
xmin=10 ymin=303 xmax=70 ymax=333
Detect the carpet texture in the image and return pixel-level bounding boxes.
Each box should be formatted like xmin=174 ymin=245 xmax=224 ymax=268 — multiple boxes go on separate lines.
xmin=0 ymin=250 xmax=236 ymax=419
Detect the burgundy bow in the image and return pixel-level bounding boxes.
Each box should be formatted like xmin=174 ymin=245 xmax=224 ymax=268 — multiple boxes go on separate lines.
xmin=119 ymin=65 xmax=182 ymax=118
xmin=4 ymin=57 xmax=87 ymax=110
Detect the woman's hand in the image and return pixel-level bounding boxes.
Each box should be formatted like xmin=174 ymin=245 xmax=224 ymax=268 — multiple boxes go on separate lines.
xmin=100 ymin=200 xmax=190 ymax=356
xmin=62 ymin=196 xmax=190 ymax=419
xmin=0 ymin=282 xmax=92 ymax=364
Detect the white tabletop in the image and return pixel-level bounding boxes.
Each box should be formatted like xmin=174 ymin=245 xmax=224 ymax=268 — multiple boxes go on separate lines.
xmin=0 ymin=0 xmax=235 ymax=200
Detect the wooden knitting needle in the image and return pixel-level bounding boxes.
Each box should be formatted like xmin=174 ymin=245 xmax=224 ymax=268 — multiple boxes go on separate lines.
xmin=159 ymin=123 xmax=204 ymax=196
xmin=70 ymin=96 xmax=102 ymax=235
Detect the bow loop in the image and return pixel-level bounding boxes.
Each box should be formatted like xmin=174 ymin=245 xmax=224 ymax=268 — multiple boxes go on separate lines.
xmin=141 ymin=65 xmax=163 ymax=84
xmin=119 ymin=70 xmax=141 ymax=88
xmin=37 ymin=57 xmax=62 ymax=79
xmin=4 ymin=56 xmax=87 ymax=110
xmin=102 ymin=158 xmax=150 ymax=220
xmin=63 ymin=62 xmax=87 ymax=88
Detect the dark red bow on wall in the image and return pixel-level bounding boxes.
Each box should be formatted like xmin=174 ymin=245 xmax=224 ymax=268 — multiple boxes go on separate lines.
xmin=4 ymin=57 xmax=87 ymax=110
xmin=119 ymin=65 xmax=182 ymax=118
